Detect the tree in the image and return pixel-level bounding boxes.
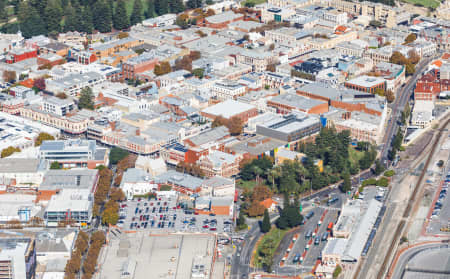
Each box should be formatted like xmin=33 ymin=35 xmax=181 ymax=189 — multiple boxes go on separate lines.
xmin=404 ymin=33 xmax=417 ymax=44
xmin=55 ymin=92 xmax=68 ymax=99
xmin=18 ymin=3 xmax=47 ymax=38
xmin=44 ymin=0 xmax=63 ymax=33
xmin=50 ymin=161 xmax=61 ymax=169
xmin=93 ymin=0 xmax=112 ymax=33
xmin=118 ymin=32 xmax=129 ymax=39
xmin=333 ymin=265 xmax=342 ymax=279
xmin=147 ymin=0 xmax=155 ymax=18
xmin=374 ymin=88 xmax=385 ymax=96
xmin=80 ymin=6 xmax=94 ymax=34
xmin=170 ymin=0 xmax=185 ymax=13
xmin=228 ymin=116 xmax=243 ymax=135
xmin=192 ymin=68 xmax=204 ymax=78
xmin=3 ymin=70 xmax=17 ymax=83
xmin=130 ymin=0 xmax=144 ymax=26
xmin=109 ymin=147 xmax=129 ymax=164
xmin=64 ymin=3 xmax=77 ymax=32
xmin=405 ymin=62 xmax=415 ymax=76
xmin=155 ymin=0 xmax=169 ymax=15
xmin=154 ymin=61 xmax=172 ymax=76
xmin=102 ymin=206 xmax=119 ymax=225
xmin=369 ymin=20 xmax=382 ymax=28
xmin=385 ymin=90 xmax=395 ymax=103
xmin=34 ymin=78 xmax=46 ymax=90
xmin=205 ymin=8 xmax=215 ymax=16
xmin=261 ymin=209 xmax=271 ymax=233
xmin=390 ymin=51 xmax=408 ymax=65
xmin=35 ymin=132 xmax=55 ymax=146
xmin=113 ymin=0 xmax=130 ymax=30
xmin=0 ymin=0 xmax=7 ymax=23
xmin=189 ymin=51 xmax=201 ymax=60
xmin=110 ymin=188 xmax=125 ymax=202
xmin=78 ymin=87 xmax=94 ymax=110
xmin=174 ymin=55 xmax=192 ymax=71
xmin=236 ymin=210 xmax=247 ymax=230
xmin=252 ymin=185 xmax=272 ymax=201
xmin=374 ymin=159 xmax=385 ymax=175
xmin=248 ymin=202 xmax=265 ymax=217
xmin=1 ymin=146 xmax=21 ymax=158
xmin=266 ymin=63 xmax=276 ymax=72
xmin=340 ymin=171 xmax=351 ymax=193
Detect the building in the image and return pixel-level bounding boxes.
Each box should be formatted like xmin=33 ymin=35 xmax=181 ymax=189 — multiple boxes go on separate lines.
xmin=275 ymin=148 xmax=305 ymax=165
xmin=211 ymin=80 xmax=247 ymax=101
xmin=42 ymin=96 xmax=75 ymax=117
xmin=411 ymin=100 xmax=434 ymax=128
xmin=414 ymin=69 xmax=450 ymax=101
xmin=120 ymin=168 xmax=158 ymax=200
xmin=256 ymin=113 xmax=321 ymax=143
xmin=9 ymin=86 xmax=34 ymax=99
xmin=236 ymin=49 xmax=278 ymax=72
xmin=197 ymin=151 xmax=240 ymax=178
xmin=5 ymin=48 xmax=37 ymax=64
xmin=38 ymin=169 xmax=99 ymax=202
xmin=260 ymin=198 xmax=278 ymax=212
xmin=154 ymin=170 xmax=203 ymax=194
xmin=344 ymin=75 xmax=386 ymax=94
xmin=0 ymin=158 xmax=47 ymax=189
xmin=20 ymin=106 xmax=97 ymax=134
xmin=226 ymin=135 xmax=286 ymax=160
xmin=46 ymin=72 xmax=105 ymax=96
xmin=210 ymin=197 xmax=234 ymax=216
xmin=203 ymin=11 xmax=244 ymax=29
xmin=201 ymin=100 xmax=258 ymax=123
xmin=372 ymin=62 xmax=405 ymax=91
xmin=267 ymin=93 xmax=329 ymax=114
xmin=89 ymin=37 xmax=143 ymax=60
xmin=0 ymin=237 xmax=36 ymax=279
xmin=200 ymin=176 xmax=235 ymax=197
xmin=39 ymin=140 xmax=109 ymax=169
xmin=142 ymin=14 xmax=177 ymax=27
xmin=135 ymin=156 xmax=167 ymax=177
xmin=122 ymin=51 xmax=158 ymax=80
xmin=0 ymin=194 xmax=41 ymax=223
xmin=44 ymin=189 xmax=93 ymax=227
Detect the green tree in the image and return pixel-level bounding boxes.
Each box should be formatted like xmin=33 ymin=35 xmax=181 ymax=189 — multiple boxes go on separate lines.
xmin=146 ymin=0 xmax=155 ymax=18
xmin=130 ymin=0 xmax=143 ymax=26
xmin=340 ymin=171 xmax=351 ymax=193
xmin=374 ymin=159 xmax=385 ymax=175
xmin=155 ymin=0 xmax=169 ymax=15
xmin=50 ymin=161 xmax=61 ymax=169
xmin=192 ymin=68 xmax=204 ymax=78
xmin=35 ymin=132 xmax=55 ymax=146
xmin=261 ymin=209 xmax=271 ymax=233
xmin=113 ymin=0 xmax=130 ymax=30
xmin=64 ymin=3 xmax=77 ymax=32
xmin=80 ymin=6 xmax=94 ymax=34
xmin=44 ymin=0 xmax=63 ymax=33
xmin=236 ymin=210 xmax=247 ymax=230
xmin=78 ymin=87 xmax=94 ymax=110
xmin=93 ymin=0 xmax=112 ymax=33
xmin=405 ymin=63 xmax=415 ymax=76
xmin=0 ymin=0 xmax=8 ymax=23
xmin=19 ymin=4 xmax=47 ymax=38
xmin=109 ymin=147 xmax=129 ymax=164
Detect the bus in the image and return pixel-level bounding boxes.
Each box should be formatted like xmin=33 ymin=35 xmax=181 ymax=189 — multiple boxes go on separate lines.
xmin=327 ymin=222 xmax=334 ymax=232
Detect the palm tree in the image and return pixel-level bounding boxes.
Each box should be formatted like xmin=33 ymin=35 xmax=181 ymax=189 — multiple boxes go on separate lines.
xmin=267 ymin=166 xmax=282 ymax=190
xmin=252 ymin=165 xmax=263 ymax=185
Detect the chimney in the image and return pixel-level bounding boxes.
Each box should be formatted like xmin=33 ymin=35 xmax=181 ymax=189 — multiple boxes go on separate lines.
xmin=110 ymin=121 xmax=116 ymax=131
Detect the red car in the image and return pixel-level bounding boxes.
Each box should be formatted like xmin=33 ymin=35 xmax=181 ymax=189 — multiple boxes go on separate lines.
xmin=209 ymin=227 xmax=217 ymax=231
xmin=194 ymin=212 xmax=199 ymax=215
xmin=121 ymin=204 xmax=127 ymax=208
xmin=202 ymin=225 xmax=209 ymax=229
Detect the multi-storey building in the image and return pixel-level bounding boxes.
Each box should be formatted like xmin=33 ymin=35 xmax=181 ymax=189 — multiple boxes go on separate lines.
xmin=197 ymin=151 xmax=240 ymax=178
xmin=39 ymin=139 xmax=109 ymax=169
xmin=122 ymin=51 xmax=158 ymax=80
xmin=42 ymin=96 xmax=75 ymax=117
xmin=344 ymin=75 xmax=386 ymax=94
xmin=211 ymin=80 xmax=247 ymax=101
xmin=236 ymin=49 xmax=278 ymax=72
xmin=0 ymin=237 xmax=36 ymax=279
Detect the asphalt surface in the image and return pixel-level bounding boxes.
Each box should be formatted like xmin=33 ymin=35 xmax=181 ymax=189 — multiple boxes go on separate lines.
xmin=391 ymin=243 xmax=450 ymax=279
xmin=380 ymin=56 xmax=435 ymax=165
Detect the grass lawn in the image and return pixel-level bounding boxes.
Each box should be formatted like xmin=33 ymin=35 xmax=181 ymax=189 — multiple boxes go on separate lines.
xmin=254 ymin=227 xmax=287 ymax=268
xmin=242 ymin=0 xmax=267 ymax=6
xmin=237 ymin=179 xmax=259 ymax=190
xmin=401 ymin=0 xmax=440 ymax=8
xmin=348 ymin=147 xmax=364 ymax=167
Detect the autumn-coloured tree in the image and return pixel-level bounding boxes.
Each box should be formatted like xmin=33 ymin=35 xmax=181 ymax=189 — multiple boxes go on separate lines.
xmin=248 ymin=202 xmax=265 ymax=217
xmin=266 ymin=63 xmax=276 ymax=72
xmin=154 ymin=61 xmax=172 ymax=76
xmin=385 ymin=90 xmax=395 ymax=103
xmin=212 ymin=116 xmax=243 ymax=135
xmin=189 ymin=50 xmax=201 ymax=61
xmin=252 ymin=185 xmax=272 ymax=202
xmin=35 ymin=132 xmax=55 ymax=146
xmin=110 ymin=188 xmax=125 ymax=202
xmin=174 ymin=55 xmax=193 ymax=71
xmin=34 ymin=77 xmax=46 ymax=90
xmin=2 ymin=70 xmax=16 ymax=83
xmin=205 ymin=9 xmax=215 ymax=16
xmin=404 ymin=33 xmax=417 ymax=44
xmin=1 ymin=146 xmax=21 ymax=158
xmin=56 ymin=92 xmax=68 ymax=99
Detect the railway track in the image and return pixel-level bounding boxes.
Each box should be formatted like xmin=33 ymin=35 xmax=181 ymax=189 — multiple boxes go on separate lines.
xmin=377 ymin=118 xmax=450 ymax=279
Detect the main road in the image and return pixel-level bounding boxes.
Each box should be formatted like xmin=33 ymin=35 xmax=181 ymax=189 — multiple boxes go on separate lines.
xmin=380 ymin=56 xmax=434 ymax=164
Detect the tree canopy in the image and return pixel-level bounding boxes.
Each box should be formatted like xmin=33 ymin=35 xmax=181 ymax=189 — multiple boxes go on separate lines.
xmin=78 ymin=87 xmax=94 ymax=110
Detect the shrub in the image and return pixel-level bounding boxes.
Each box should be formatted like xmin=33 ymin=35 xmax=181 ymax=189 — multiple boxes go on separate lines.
xmin=376 ymin=177 xmax=389 ymax=187
xmin=384 ymin=170 xmax=395 ymax=177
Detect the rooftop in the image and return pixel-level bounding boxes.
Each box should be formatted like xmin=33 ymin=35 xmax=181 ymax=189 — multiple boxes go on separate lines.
xmin=40 ymin=169 xmax=98 ymax=191
xmin=202 ymin=100 xmax=256 ymax=119
xmin=270 ymin=93 xmax=327 ymax=111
